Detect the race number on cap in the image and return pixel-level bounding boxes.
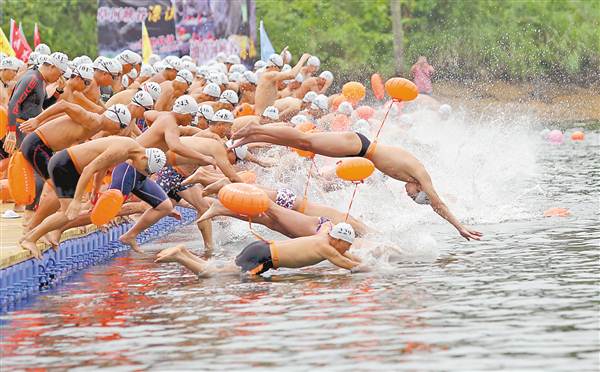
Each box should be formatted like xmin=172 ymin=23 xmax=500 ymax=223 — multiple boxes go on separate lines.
xmin=1 ymin=57 xmax=20 ymax=71
xmin=145 ymin=148 xmax=167 ymax=174
xmin=132 ymin=90 xmax=154 ymax=110
xmin=199 ymin=104 xmax=214 ymax=121
xmin=34 ymin=43 xmax=51 ymax=55
xmin=141 ymin=81 xmax=162 ymax=102
xmin=212 ymin=109 xmax=234 ymax=123
xmin=319 ymin=70 xmax=333 ymax=81
xmin=181 ymin=60 xmax=197 ymax=74
xmin=175 ymin=69 xmax=194 ymax=85
xmin=262 ymin=106 xmax=279 ymax=121
xmin=74 ymin=64 xmax=94 ymax=80
xmin=243 ymin=71 xmax=257 ymax=84
xmin=303 ymin=91 xmax=318 ymax=103
xmin=49 ymin=52 xmax=69 ymax=73
xmin=173 ymin=95 xmax=198 ymax=115
xmin=104 ymin=104 xmax=132 ymax=128
xmin=219 ymin=90 xmax=239 ymax=105
xmin=117 ymin=50 xmax=142 ymax=65
xmin=329 ymin=223 xmax=355 ymax=244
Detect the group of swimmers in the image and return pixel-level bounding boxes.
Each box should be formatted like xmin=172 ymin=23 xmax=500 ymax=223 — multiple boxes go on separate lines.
xmin=0 ymin=45 xmax=481 ymax=278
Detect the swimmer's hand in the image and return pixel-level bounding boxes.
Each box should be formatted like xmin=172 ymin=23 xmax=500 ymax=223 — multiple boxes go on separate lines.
xmin=2 ymin=132 xmax=16 ymax=154
xmin=20 ymin=118 xmax=40 ymax=133
xmin=66 ymin=200 xmax=82 ymax=221
xmin=350 ymin=263 xmax=370 ymax=273
xmin=459 ymin=227 xmax=482 ymax=241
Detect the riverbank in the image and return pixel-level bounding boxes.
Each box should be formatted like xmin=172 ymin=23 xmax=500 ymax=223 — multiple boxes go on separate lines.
xmin=433 ymin=81 xmax=600 ymax=127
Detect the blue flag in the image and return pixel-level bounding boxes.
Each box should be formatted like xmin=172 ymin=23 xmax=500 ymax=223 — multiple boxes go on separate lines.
xmin=260 ymin=20 xmax=275 ymax=62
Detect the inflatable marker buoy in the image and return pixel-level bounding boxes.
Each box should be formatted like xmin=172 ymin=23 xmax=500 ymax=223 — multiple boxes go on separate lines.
xmin=330 ymin=95 xmax=346 ymax=112
xmin=0 ymin=106 xmax=8 ymax=139
xmin=218 ymin=183 xmax=269 ymax=217
xmin=8 ymin=151 xmax=36 ymax=205
xmin=571 ymin=131 xmax=584 ymax=141
xmin=292 ymin=122 xmax=317 ymax=159
xmin=91 ymin=189 xmax=125 ymax=226
xmin=235 ymin=103 xmax=254 ymax=117
xmin=547 ymin=129 xmax=563 ymax=144
xmin=331 ymin=114 xmax=350 ymax=132
xmin=0 ymin=179 xmax=12 ymax=202
xmin=342 ymin=82 xmax=366 ymax=103
xmin=336 ymin=157 xmax=375 ymax=182
xmin=543 ymin=207 xmax=570 ymax=217
xmin=355 ymin=105 xmax=375 ymax=120
xmin=384 ymin=77 xmax=418 ymax=101
xmin=371 ymin=73 xmax=385 ymax=100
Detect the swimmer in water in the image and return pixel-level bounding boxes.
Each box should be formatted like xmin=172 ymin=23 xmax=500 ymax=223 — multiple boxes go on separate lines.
xmin=155 ymin=222 xmax=362 ymax=276
xmin=231 ymin=124 xmax=482 ymax=241
xmin=19 ymin=136 xmax=166 ymax=258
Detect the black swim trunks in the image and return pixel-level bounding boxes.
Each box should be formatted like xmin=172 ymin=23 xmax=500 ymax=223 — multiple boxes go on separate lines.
xmin=48 ymin=149 xmax=80 ymax=199
xmin=235 ymin=240 xmax=278 ymax=275
xmin=156 ymin=166 xmax=193 ymax=202
xmin=354 ymin=132 xmax=371 ymax=158
xmin=109 ymin=162 xmax=168 ymax=208
xmin=20 ymin=131 xmax=53 ymax=180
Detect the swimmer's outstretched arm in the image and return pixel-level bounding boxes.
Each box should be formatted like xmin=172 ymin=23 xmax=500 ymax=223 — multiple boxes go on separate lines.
xmin=320 ymin=244 xmax=360 ymax=271
xmin=72 ymin=91 xmax=105 ymax=114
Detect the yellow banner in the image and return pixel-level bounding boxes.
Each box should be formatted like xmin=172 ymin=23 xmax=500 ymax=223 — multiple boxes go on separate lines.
xmin=141 ymin=21 xmax=152 ymax=64
xmin=0 ymin=28 xmax=16 ymax=56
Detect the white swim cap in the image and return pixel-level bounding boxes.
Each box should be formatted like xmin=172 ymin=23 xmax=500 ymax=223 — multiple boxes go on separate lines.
xmin=77 ymin=55 xmax=93 ymax=66
xmin=216 ymin=62 xmax=228 ymax=74
xmin=295 ymin=73 xmax=304 ymax=83
xmin=281 ymin=64 xmax=291 ymax=72
xmin=198 ymin=104 xmax=214 ymax=121
xmin=104 ymin=104 xmax=132 ymax=128
xmin=254 ymin=60 xmax=266 ymax=70
xmin=73 ymin=64 xmax=94 ymax=81
xmin=262 ymin=106 xmax=279 ymax=120
xmin=307 ymin=56 xmax=320 ymax=68
xmin=212 ymin=109 xmax=234 ymax=124
xmin=117 ymin=50 xmax=142 ymax=65
xmin=203 ymin=82 xmax=221 ymax=98
xmin=196 ymin=65 xmax=209 ymax=78
xmin=230 ymin=63 xmax=246 ymax=74
xmin=93 ymin=57 xmax=121 ymax=75
xmin=290 ymin=114 xmax=308 ymax=126
xmin=303 ymin=91 xmax=318 ymax=103
xmin=48 ymin=52 xmax=70 ymax=73
xmin=181 ymin=60 xmax=197 ymax=74
xmin=311 ymin=94 xmax=329 ymax=111
xmin=27 ymin=52 xmax=40 ymax=66
xmin=145 ymin=148 xmax=167 ymax=174
xmin=220 ymin=72 xmax=229 ymax=84
xmin=226 ymin=54 xmax=241 ymax=65
xmin=414 ymin=191 xmax=431 ymax=205
xmin=225 ymin=140 xmax=248 ymax=161
xmin=1 ymin=57 xmax=20 ymax=71
xmin=207 ymin=71 xmax=222 ymax=85
xmin=140 ymin=64 xmax=156 ymax=77
xmin=181 ymin=55 xmax=193 ymax=62
xmin=219 ymin=89 xmax=239 ymax=105
xmin=438 ymin=104 xmax=452 ymax=119
xmin=175 ymin=69 xmax=194 ymax=85
xmin=267 ymin=54 xmax=283 ymax=68
xmin=148 ymin=54 xmax=161 ymax=66
xmin=173 ymin=95 xmax=198 ymax=116
xmin=132 ymin=90 xmax=154 ymax=110
xmin=153 ymin=61 xmax=165 ymax=73
xmin=215 ymin=52 xmax=226 ymax=63
xmin=319 ymin=70 xmax=333 ymax=81
xmin=243 ymin=70 xmax=257 ymax=84
xmin=337 ymin=101 xmax=353 ymax=115
xmin=34 ymin=43 xmax=51 ymax=55
xmin=127 ymin=67 xmax=138 ymax=79
xmin=329 ymin=223 xmax=355 ymax=244
xmin=283 ymin=50 xmax=292 ymax=63
xmin=141 ymin=81 xmax=162 ymax=102
xmin=228 ymin=71 xmax=243 ymax=83
xmin=164 ymin=55 xmax=181 ymax=70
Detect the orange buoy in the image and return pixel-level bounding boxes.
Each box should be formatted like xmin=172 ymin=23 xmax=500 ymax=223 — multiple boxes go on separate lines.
xmin=235 ymin=103 xmax=255 ymax=117
xmin=91 ymin=189 xmax=125 ymax=226
xmin=0 ymin=179 xmax=12 ymax=202
xmin=371 ymin=73 xmax=385 ymax=100
xmin=543 ymin=207 xmax=570 ymax=217
xmin=239 ymin=171 xmax=257 ymax=184
xmin=571 ymin=131 xmax=584 ymax=141
xmin=8 ymin=151 xmax=36 ymax=205
xmin=342 ymin=82 xmax=366 ymax=103
xmin=292 ymin=122 xmax=316 ymax=158
xmin=355 ymin=105 xmax=375 ymax=120
xmin=0 ymin=106 xmax=7 ymax=139
xmin=331 ymin=114 xmax=350 ymax=131
xmin=384 ymin=77 xmax=418 ymax=101
xmin=218 ymin=183 xmax=270 ymax=217
xmin=336 ymin=157 xmax=375 ymax=182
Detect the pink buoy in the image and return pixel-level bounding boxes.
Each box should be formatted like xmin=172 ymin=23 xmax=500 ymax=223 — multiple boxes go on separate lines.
xmin=547 ymin=129 xmax=563 ymax=144
xmin=355 ymin=105 xmax=375 ymax=120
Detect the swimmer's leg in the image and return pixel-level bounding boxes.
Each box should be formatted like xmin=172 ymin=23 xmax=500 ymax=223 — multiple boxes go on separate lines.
xmin=120 ymin=199 xmax=174 ymax=253
xmin=178 ymin=185 xmax=213 ymax=252
xmin=26 ymin=182 xmax=60 ymax=234
xmin=155 ymin=245 xmax=238 ymax=276
xmin=300 ymin=200 xmax=372 ymax=236
xmin=264 ymin=201 xmax=320 ymax=237
xmin=20 ymin=198 xmax=71 ymax=259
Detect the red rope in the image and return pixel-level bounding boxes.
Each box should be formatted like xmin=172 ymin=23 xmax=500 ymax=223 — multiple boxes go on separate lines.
xmin=374 ymin=98 xmax=396 ymax=140
xmin=248 ymin=218 xmax=269 ymax=242
xmin=344 ymin=183 xmax=361 ymax=222
xmin=303 ymin=160 xmax=314 ymax=200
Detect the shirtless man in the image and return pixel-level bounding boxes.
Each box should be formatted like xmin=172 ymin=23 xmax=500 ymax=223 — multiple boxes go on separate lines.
xmin=155 ymin=222 xmax=361 ymax=276
xmin=106 ymin=80 xmax=161 ymax=107
xmin=300 ymin=55 xmax=320 ymax=80
xmin=19 ymin=136 xmax=166 ymax=258
xmin=238 ymin=71 xmax=257 ymax=104
xmin=192 ymin=109 xmax=235 ymax=141
xmin=231 ymin=124 xmax=482 ymax=241
xmin=231 ymin=105 xmax=279 ymax=133
xmin=155 ymin=69 xmax=193 ymax=111
xmin=59 ymin=65 xmax=95 ymax=104
xmin=148 ymin=56 xmax=178 ymax=84
xmin=273 ymin=91 xmax=316 ymax=122
xmin=190 ymin=82 xmax=221 ymax=104
xmin=293 ymin=71 xmax=333 ymax=99
xmin=253 ymin=53 xmax=310 ymax=115
xmin=0 ymin=57 xmax=19 ymax=107
xmin=19 ymin=103 xmax=131 ymax=231
xmin=108 ymin=95 xmax=215 ymax=250
xmin=277 ymin=73 xmax=303 ymax=99
xmin=78 ymin=58 xmax=121 ymax=113
xmin=93 ymin=90 xmax=154 ymax=138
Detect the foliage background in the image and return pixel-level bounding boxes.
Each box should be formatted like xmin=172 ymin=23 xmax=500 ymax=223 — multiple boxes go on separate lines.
xmin=1 ymin=0 xmax=598 ymax=83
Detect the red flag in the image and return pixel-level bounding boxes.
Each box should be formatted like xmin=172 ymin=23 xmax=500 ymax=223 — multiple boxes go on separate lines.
xmin=10 ymin=20 xmax=32 ymax=62
xmin=33 ymin=23 xmax=41 ymax=47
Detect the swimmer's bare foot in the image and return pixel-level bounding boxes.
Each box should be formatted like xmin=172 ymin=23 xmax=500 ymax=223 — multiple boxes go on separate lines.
xmin=169 ymin=209 xmax=182 ymax=220
xmin=182 ymin=167 xmax=213 ymax=187
xmin=202 ymin=178 xmax=229 ymax=197
xmin=154 ymin=244 xmax=186 ymax=263
xmin=120 ymin=233 xmax=144 ymax=253
xmin=196 ymin=200 xmax=228 ymax=223
xmin=20 ymin=239 xmax=42 ymax=260
xmin=231 ymin=122 xmax=260 ymax=140
xmin=43 ymin=230 xmax=61 ymax=248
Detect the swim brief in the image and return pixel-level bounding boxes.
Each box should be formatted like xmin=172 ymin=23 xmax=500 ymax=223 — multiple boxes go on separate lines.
xmin=235 ymin=240 xmax=279 ymax=275
xmin=48 ymin=149 xmax=81 ymax=199
xmin=316 ymin=216 xmax=332 ymax=233
xmin=109 ymin=162 xmax=168 ymax=208
xmin=354 ymin=132 xmax=371 ymax=158
xmin=20 ymin=131 xmax=53 ymax=180
xmin=275 ymin=188 xmax=297 ymax=210
xmin=156 ymin=166 xmax=192 ymax=202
